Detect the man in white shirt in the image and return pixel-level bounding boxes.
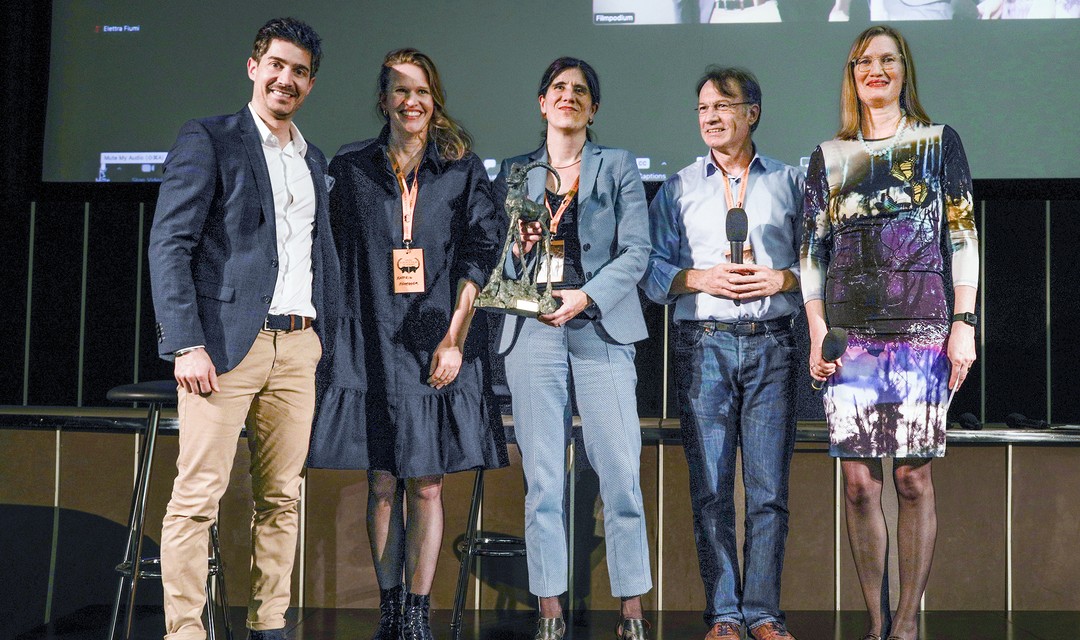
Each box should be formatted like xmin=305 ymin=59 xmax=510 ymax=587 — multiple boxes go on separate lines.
xmin=642 ymin=66 xmax=804 ymax=640
xmin=148 ymin=17 xmax=339 ymax=640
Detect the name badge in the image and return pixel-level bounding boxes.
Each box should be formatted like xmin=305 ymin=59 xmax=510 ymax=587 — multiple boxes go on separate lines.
xmin=392 ymin=248 xmax=426 ymax=293
xmin=536 ymin=239 xmax=565 ymax=284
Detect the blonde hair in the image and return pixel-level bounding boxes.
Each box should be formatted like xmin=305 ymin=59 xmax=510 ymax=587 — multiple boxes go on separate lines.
xmin=837 ymin=25 xmax=931 ymax=140
xmin=377 ymin=48 xmax=472 ymax=161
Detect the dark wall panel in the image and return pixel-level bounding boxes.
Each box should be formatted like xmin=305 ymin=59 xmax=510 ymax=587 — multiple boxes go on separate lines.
xmin=636 ymin=295 xmax=666 ymax=418
xmin=0 ymin=202 xmax=30 ymax=404
xmin=982 ymin=200 xmax=1047 ymax=423
xmin=1049 ymin=200 xmax=1080 ymax=424
xmin=82 ymin=202 xmax=142 ymax=406
xmin=27 ymin=202 xmax=85 ymax=405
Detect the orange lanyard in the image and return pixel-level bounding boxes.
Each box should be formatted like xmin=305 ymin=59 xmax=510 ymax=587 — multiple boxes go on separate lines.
xmin=395 ymin=163 xmax=420 ymax=248
xmin=545 ymin=176 xmax=580 ymax=236
xmin=720 ymin=163 xmax=750 ymax=210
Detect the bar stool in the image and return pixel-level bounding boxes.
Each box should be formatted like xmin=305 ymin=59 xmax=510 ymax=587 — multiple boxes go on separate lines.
xmin=450 ymin=468 xmax=527 ymax=640
xmin=106 ymin=380 xmax=232 ymax=640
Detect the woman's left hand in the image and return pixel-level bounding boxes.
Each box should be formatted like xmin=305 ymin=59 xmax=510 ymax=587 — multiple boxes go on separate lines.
xmin=428 ymin=341 xmax=463 ymax=389
xmin=539 ymin=289 xmax=591 ymax=327
xmin=947 ymin=323 xmax=977 ymax=390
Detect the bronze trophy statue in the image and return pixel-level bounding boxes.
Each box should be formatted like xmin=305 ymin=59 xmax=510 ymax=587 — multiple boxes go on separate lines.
xmin=475 ymin=161 xmax=561 ymax=317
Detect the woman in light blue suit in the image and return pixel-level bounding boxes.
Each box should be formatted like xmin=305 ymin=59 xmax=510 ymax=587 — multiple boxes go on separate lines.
xmin=493 ymin=57 xmax=652 ymax=640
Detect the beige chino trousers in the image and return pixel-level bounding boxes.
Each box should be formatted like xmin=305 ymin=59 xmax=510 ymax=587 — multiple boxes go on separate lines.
xmin=161 ymin=328 xmax=321 ymax=640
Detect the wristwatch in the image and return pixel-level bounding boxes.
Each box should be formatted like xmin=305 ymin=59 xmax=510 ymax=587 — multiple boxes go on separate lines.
xmin=952 ymin=312 xmax=978 ymax=328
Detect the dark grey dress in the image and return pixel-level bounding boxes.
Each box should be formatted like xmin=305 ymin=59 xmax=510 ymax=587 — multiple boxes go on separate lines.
xmin=308 ymin=128 xmax=508 ymax=477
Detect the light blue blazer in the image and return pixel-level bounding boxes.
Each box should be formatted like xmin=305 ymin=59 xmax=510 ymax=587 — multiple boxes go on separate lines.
xmin=492 ymin=140 xmax=651 ymax=354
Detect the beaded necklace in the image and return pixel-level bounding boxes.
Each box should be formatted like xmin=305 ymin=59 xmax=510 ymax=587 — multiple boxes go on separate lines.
xmin=857 ymin=111 xmax=908 ymax=158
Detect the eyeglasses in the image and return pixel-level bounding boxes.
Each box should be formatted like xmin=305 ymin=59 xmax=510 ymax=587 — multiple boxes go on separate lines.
xmin=696 ymin=101 xmax=752 ymax=116
xmin=850 ymin=54 xmax=903 ymax=73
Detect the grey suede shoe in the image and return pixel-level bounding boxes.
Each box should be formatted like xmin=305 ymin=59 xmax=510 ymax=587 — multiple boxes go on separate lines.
xmin=248 ymin=630 xmax=286 ymax=640
xmin=534 ymin=617 xmax=566 ymax=640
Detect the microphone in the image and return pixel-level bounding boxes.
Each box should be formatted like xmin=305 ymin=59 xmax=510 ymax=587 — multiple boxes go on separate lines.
xmin=726 ymin=208 xmax=748 ymax=306
xmin=811 ymin=327 xmax=848 ymax=391
xmin=1005 ymin=413 xmax=1048 ymax=429
xmin=726 ymin=207 xmax=748 ymax=265
xmin=957 ymin=412 xmax=983 ymax=430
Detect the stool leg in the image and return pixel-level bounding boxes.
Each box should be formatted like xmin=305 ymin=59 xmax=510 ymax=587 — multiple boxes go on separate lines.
xmin=566 ymin=440 xmax=576 ymax=617
xmin=108 ymin=571 xmax=130 ymax=640
xmin=110 ymin=401 xmax=162 ymax=640
xmin=450 ymin=469 xmax=485 ymax=640
xmin=206 ymin=571 xmax=218 ymax=640
xmin=211 ymin=521 xmax=234 ymax=640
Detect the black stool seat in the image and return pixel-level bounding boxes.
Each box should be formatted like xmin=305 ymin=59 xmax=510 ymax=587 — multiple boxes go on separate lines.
xmin=107 ymin=380 xmax=231 ymax=640
xmin=107 ymin=380 xmax=179 ymax=405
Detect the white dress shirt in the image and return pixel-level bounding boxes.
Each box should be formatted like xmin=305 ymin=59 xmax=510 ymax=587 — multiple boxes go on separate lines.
xmin=248 ymin=104 xmax=317 ymax=319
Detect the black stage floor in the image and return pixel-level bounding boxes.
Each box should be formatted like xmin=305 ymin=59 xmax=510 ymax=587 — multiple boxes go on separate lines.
xmin=17 ymin=606 xmax=1080 ymax=640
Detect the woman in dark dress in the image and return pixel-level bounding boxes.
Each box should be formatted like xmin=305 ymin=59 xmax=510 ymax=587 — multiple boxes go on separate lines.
xmin=309 ymin=48 xmax=507 ymax=640
xmin=801 ymin=26 xmax=979 ymax=640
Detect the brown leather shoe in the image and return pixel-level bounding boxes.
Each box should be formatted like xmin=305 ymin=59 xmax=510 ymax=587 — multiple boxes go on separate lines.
xmin=705 ymin=621 xmax=742 ymax=640
xmin=749 ymin=621 xmax=795 ymax=640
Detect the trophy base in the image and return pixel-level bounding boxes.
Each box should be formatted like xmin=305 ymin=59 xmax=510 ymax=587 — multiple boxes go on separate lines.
xmin=475 ymin=295 xmax=559 ymax=318
xmin=475 ymin=272 xmax=559 ymax=318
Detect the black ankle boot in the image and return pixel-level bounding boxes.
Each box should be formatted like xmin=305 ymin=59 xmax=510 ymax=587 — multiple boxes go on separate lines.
xmin=400 ymin=592 xmax=433 ymax=640
xmin=372 ymin=584 xmax=403 ymax=640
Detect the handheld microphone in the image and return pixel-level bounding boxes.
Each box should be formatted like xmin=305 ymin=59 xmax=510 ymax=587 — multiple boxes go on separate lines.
xmin=726 ymin=208 xmax=748 ymax=306
xmin=811 ymin=327 xmax=848 ymax=391
xmin=726 ymin=207 xmax=748 ymax=265
xmin=1005 ymin=413 xmax=1048 ymax=429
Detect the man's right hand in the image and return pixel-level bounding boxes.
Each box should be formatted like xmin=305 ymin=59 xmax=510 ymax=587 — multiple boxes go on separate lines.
xmin=174 ymin=348 xmax=220 ymax=395
xmin=685 ymin=263 xmax=750 ymax=299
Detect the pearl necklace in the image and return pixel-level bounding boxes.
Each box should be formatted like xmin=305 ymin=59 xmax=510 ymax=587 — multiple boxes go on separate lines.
xmin=858 ymin=112 xmax=908 ymax=158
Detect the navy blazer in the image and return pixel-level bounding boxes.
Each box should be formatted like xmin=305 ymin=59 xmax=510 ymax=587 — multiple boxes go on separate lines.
xmin=492 ymin=141 xmax=650 ymax=353
xmin=149 ymin=108 xmax=340 ymax=374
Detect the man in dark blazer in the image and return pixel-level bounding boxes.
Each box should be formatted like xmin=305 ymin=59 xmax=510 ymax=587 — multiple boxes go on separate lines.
xmin=148 ymin=17 xmax=338 ymax=640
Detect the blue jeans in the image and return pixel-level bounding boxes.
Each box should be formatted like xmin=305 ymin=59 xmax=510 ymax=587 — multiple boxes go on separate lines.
xmin=673 ymin=321 xmax=798 ymax=628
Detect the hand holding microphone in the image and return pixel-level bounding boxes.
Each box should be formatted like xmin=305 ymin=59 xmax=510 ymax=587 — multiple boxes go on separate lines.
xmin=811 ymin=327 xmax=848 ymax=391
xmin=726 ymin=208 xmax=748 ymax=305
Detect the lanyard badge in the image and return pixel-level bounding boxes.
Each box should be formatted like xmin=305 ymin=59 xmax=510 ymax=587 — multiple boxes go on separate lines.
xmin=393 ymin=163 xmax=425 ymax=293
xmin=538 ymin=176 xmax=580 ymax=284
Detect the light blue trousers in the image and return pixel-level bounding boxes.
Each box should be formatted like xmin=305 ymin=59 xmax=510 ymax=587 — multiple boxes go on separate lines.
xmin=505 ymin=317 xmax=653 ymax=598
